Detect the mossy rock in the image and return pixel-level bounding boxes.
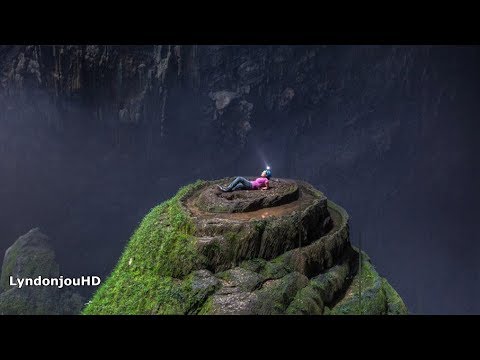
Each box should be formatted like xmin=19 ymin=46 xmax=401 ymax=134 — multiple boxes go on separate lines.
xmin=83 ymin=179 xmax=407 ymax=315
xmin=286 ymin=260 xmax=350 ymax=315
xmin=252 ymin=272 xmax=309 ymax=315
xmin=286 ymin=285 xmax=324 ymax=315
xmin=0 ymin=228 xmax=84 ymax=315
xmin=216 ymin=267 xmax=265 ymax=292
xmin=382 ymin=278 xmax=408 ymax=315
xmin=262 ymin=201 xmax=350 ymax=278
xmin=0 ymin=286 xmax=84 ymax=315
xmin=182 ymin=270 xmax=221 ymax=314
xmin=83 ymin=181 xmax=205 ymax=315
xmin=0 ymin=228 xmax=59 ymax=292
xmin=329 ymin=251 xmax=408 ymax=315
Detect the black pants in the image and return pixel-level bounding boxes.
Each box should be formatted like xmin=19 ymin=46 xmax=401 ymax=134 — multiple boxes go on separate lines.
xmin=225 ymin=176 xmax=253 ymax=191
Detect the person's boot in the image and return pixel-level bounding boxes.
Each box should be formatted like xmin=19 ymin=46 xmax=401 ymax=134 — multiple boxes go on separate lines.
xmin=217 ymin=185 xmax=228 ymax=192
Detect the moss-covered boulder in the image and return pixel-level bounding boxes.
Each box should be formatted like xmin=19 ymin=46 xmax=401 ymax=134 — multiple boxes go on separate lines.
xmin=0 ymin=228 xmax=84 ymax=315
xmin=83 ymin=179 xmax=407 ymax=315
xmin=0 ymin=228 xmax=58 ymax=292
xmin=328 ymin=250 xmax=407 ymax=315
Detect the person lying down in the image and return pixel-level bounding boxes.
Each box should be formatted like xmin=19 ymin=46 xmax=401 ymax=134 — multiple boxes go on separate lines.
xmin=217 ymin=168 xmax=272 ymax=192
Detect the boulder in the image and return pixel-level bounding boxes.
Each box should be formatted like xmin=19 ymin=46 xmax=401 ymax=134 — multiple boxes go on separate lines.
xmin=82 ymin=179 xmax=407 ymax=315
xmin=0 ymin=228 xmax=84 ymax=315
xmin=0 ymin=228 xmax=58 ymax=292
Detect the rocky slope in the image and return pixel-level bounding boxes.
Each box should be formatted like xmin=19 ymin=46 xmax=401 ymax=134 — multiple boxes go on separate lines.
xmin=83 ymin=179 xmax=407 ymax=315
xmin=0 ymin=228 xmax=84 ymax=315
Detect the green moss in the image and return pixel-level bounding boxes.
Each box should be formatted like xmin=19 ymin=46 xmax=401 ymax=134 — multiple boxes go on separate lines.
xmin=0 ymin=289 xmax=31 ymax=315
xmin=238 ymin=252 xmax=291 ymax=280
xmin=329 ymin=253 xmax=405 ymax=315
xmin=175 ymin=273 xmax=218 ymax=314
xmin=0 ymin=287 xmax=65 ymax=315
xmin=254 ymin=272 xmax=309 ymax=315
xmin=224 ymin=231 xmax=240 ymax=264
xmin=202 ymin=237 xmax=222 ymax=254
xmin=198 ymin=296 xmax=213 ymax=315
xmin=240 ymin=258 xmax=268 ymax=273
xmin=382 ymin=279 xmax=408 ymax=314
xmin=83 ymin=180 xmax=205 ymax=315
xmin=286 ymin=285 xmax=324 ymax=315
xmin=254 ymin=220 xmax=267 ymax=233
xmin=286 ymin=263 xmax=348 ymax=315
xmin=261 ymin=255 xmax=290 ymax=279
xmin=1 ymin=243 xmax=59 ymax=292
xmin=22 ymin=251 xmax=58 ymax=279
xmin=0 ymin=246 xmax=19 ymax=291
xmin=215 ymin=271 xmax=232 ymax=282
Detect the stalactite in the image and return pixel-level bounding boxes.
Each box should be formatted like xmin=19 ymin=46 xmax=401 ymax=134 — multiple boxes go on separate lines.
xmin=191 ymin=45 xmax=200 ymax=90
xmin=154 ymin=45 xmax=162 ymax=63
xmin=117 ymin=59 xmax=123 ymax=90
xmin=138 ymin=63 xmax=145 ymax=89
xmin=53 ymin=45 xmax=58 ymax=99
xmin=174 ymin=45 xmax=182 ymax=77
xmin=73 ymin=48 xmax=81 ymax=91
